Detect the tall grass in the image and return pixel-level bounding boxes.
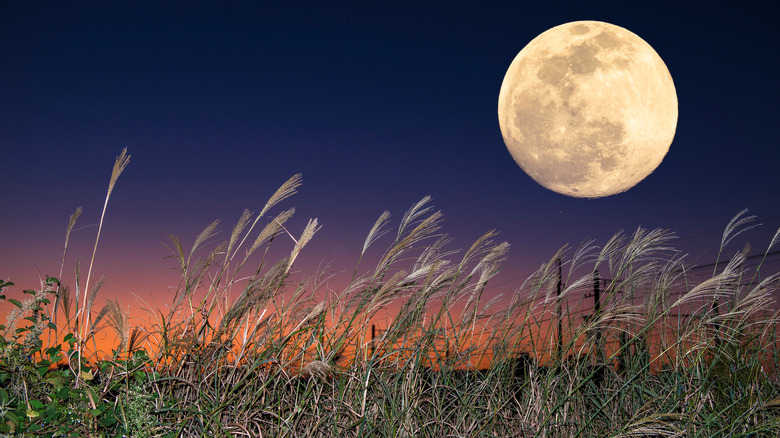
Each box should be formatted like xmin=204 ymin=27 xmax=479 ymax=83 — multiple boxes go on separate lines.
xmin=1 ymin=153 xmax=779 ymax=437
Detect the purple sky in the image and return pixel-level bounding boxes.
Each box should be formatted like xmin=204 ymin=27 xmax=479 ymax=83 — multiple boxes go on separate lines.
xmin=2 ymin=1 xmax=779 ymax=316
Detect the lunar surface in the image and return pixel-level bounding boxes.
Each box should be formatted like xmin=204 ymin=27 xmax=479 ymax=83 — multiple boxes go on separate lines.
xmin=498 ymin=21 xmax=677 ymax=198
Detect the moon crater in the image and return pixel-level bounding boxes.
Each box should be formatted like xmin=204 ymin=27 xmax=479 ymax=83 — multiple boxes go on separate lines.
xmin=498 ymin=21 xmax=677 ymax=198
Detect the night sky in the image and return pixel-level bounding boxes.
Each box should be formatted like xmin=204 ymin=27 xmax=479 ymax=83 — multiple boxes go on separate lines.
xmin=2 ymin=1 xmax=779 ymax=317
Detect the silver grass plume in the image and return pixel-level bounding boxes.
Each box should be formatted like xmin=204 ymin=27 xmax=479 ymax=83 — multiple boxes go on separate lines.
xmin=127 ymin=326 xmax=146 ymax=354
xmin=287 ymin=218 xmax=321 ymax=273
xmin=277 ymin=300 xmax=326 ymax=351
xmin=459 ymin=230 xmax=500 ymax=270
xmin=597 ymin=230 xmax=626 ymax=271
xmin=446 ymin=230 xmax=500 ymax=298
xmin=297 ymin=300 xmax=327 ymax=331
xmin=752 ymin=226 xmax=780 ymax=278
xmin=363 ymin=210 xmax=391 ymax=256
xmin=189 ymin=219 xmax=220 ymax=261
xmin=613 ymin=413 xmax=685 ymax=437
xmin=58 ymin=284 xmax=73 ymax=331
xmin=217 ymin=257 xmax=290 ymax=335
xmin=353 ymin=211 xmax=392 ymax=283
xmin=412 ymin=235 xmax=456 ymax=274
xmin=558 ymin=271 xmax=598 ymax=302
xmin=81 ymin=148 xmax=130 ymax=342
xmin=364 ymin=270 xmax=409 ymax=318
xmin=225 ymin=209 xmax=253 ymax=262
xmin=567 ymin=238 xmax=599 ymax=277
xmin=301 ymin=359 xmax=334 ymax=379
xmin=376 ymin=209 xmax=443 ymax=278
xmin=106 ymin=148 xmax=131 ymax=198
xmin=721 ymin=208 xmax=760 ymax=252
xmin=54 ymin=207 xmax=83 ymax=326
xmin=458 ymin=242 xmax=510 ymax=330
xmin=170 ymin=241 xmax=225 ymax=315
xmin=74 ymin=260 xmax=81 ymax=314
xmin=227 ymin=208 xmax=297 ymax=281
xmin=396 ymin=195 xmax=434 ymax=240
xmin=477 ymin=294 xmax=505 ymax=322
xmin=768 ymin=227 xmax=780 ymax=252
xmin=339 ymin=274 xmax=374 ymax=315
xmin=100 ymin=298 xmax=129 ymax=353
xmin=231 ymin=174 xmax=302 ymax=261
xmin=672 ymin=251 xmax=745 ymax=309
xmin=403 ymin=260 xmax=449 ymax=287
xmin=646 ymin=253 xmax=687 ymax=322
xmin=259 ymin=173 xmax=302 ymax=218
xmin=473 ymin=241 xmax=510 ymax=292
xmin=84 ymin=276 xmax=106 ymax=335
xmin=2 ymin=287 xmax=47 ymax=337
xmin=248 ymin=208 xmax=295 ymax=255
xmin=613 ymin=227 xmax=677 ymax=276
xmin=165 ymin=234 xmax=186 ymax=272
xmin=729 ymin=271 xmax=779 ymax=327
xmin=590 ymin=304 xmax=646 ymax=333
xmin=613 ymin=425 xmax=683 ymax=438
xmin=241 ymin=256 xmax=290 ymax=319
xmin=59 ymin=206 xmax=83 ymax=280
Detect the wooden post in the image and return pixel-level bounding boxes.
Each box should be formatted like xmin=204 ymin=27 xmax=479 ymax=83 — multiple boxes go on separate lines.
xmin=371 ymin=324 xmax=376 ymax=357
xmin=556 ymin=258 xmax=563 ymax=362
xmin=593 ymin=270 xmax=602 ymax=355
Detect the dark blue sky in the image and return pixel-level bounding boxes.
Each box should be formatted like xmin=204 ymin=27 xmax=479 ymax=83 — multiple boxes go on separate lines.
xmin=2 ymin=1 xmax=779 ymax=304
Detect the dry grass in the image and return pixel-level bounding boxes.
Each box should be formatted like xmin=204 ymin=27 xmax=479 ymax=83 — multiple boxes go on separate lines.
xmin=1 ymin=157 xmax=779 ymax=437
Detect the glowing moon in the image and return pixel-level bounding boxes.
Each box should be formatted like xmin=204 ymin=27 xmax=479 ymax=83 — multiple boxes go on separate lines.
xmin=497 ymin=21 xmax=677 ymax=198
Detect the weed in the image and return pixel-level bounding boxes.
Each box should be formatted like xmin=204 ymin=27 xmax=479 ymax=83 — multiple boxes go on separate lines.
xmin=1 ymin=152 xmax=779 ymax=436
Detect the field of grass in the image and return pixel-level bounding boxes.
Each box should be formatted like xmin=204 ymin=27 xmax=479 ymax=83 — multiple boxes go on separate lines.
xmin=2 ymin=150 xmax=779 ymax=437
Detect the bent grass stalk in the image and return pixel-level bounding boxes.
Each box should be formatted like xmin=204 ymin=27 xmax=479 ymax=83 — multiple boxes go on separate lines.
xmin=75 ymin=148 xmax=130 ymax=388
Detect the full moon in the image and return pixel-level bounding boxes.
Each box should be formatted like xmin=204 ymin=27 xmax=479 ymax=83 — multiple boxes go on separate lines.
xmin=497 ymin=21 xmax=677 ymax=198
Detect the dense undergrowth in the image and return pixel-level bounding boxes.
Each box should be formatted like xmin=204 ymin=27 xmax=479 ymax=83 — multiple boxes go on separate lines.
xmin=2 ymin=150 xmax=780 ymax=437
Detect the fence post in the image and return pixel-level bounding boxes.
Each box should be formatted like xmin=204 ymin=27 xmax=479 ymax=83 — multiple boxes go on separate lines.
xmin=556 ymin=258 xmax=563 ymax=363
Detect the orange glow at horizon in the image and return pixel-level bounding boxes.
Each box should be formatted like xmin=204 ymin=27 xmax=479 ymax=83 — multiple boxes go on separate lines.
xmin=4 ymin=249 xmax=779 ymax=378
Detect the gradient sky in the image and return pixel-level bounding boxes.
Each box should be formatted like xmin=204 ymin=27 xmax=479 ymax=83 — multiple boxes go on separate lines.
xmin=2 ymin=0 xmax=779 ymax=319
